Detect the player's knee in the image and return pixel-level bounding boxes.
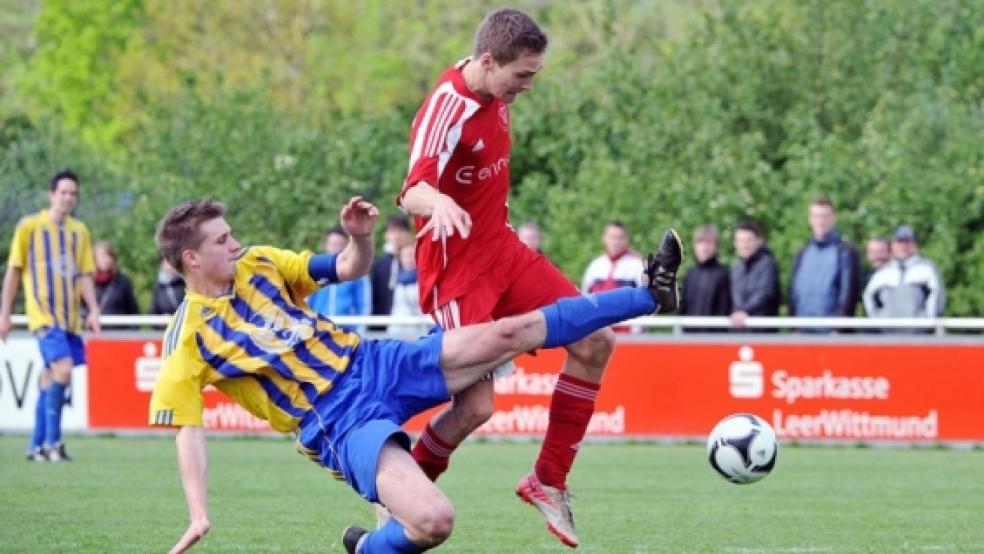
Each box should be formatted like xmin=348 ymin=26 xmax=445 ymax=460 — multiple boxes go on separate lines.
xmin=51 ymin=368 xmax=72 ymax=384
xmin=415 ymin=499 xmax=455 ymax=546
xmin=492 ymin=316 xmax=538 ymax=354
xmin=49 ymin=359 xmax=73 ymax=383
xmin=455 ymin=392 xmax=494 ymax=428
xmin=568 ymin=327 xmax=615 ymax=370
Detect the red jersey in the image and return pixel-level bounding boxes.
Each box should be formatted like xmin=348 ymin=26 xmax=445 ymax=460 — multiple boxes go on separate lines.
xmin=400 ymin=60 xmax=513 ymax=311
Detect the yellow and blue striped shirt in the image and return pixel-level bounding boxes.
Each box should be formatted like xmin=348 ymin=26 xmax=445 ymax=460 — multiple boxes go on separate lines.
xmin=149 ymin=246 xmax=360 ymax=432
xmin=7 ymin=210 xmax=95 ymax=333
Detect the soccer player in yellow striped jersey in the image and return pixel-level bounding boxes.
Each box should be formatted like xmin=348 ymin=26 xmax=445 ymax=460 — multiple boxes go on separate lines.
xmin=150 ymin=196 xmax=678 ymax=553
xmin=0 ymin=169 xmax=101 ymax=463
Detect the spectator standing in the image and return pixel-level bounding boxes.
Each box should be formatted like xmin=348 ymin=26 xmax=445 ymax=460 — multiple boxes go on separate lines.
xmin=307 ymin=226 xmax=372 ymax=333
xmin=788 ymin=197 xmax=861 ymax=331
xmin=863 ymin=225 xmax=945 ymax=324
xmin=730 ymin=218 xmax=780 ymax=331
xmin=582 ymin=220 xmax=646 ymax=334
xmin=91 ymin=241 xmax=140 ymax=316
xmin=581 ymin=220 xmax=645 ymax=294
xmin=863 ymin=236 xmax=891 ymax=289
xmin=370 ymin=215 xmax=411 ymax=329
xmin=387 ymin=244 xmax=429 ymax=338
xmin=149 ymin=257 xmax=186 ymax=315
xmin=679 ymin=225 xmax=731 ymax=331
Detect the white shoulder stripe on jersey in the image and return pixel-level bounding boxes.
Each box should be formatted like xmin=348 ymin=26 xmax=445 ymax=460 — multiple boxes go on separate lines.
xmin=407 ymin=82 xmax=480 ymax=180
xmin=425 ymin=96 xmax=461 ymax=158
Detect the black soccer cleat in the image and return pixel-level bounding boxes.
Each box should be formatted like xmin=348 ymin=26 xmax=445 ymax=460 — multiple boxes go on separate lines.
xmin=644 ymin=229 xmax=683 ymax=313
xmin=341 ymin=525 xmax=369 ymax=554
xmin=47 ymin=442 xmax=72 ymax=462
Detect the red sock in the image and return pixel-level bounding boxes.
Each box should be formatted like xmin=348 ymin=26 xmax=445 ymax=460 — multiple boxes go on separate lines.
xmin=535 ymin=373 xmax=599 ymax=490
xmin=412 ymin=423 xmax=456 ymax=481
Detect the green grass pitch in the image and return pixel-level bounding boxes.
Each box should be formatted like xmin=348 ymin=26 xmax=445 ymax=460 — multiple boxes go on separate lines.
xmin=2 ymin=436 xmax=982 ymax=553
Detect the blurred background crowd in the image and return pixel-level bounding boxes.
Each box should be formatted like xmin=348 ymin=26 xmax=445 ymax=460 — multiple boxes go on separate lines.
xmin=1 ymin=0 xmax=979 ymax=322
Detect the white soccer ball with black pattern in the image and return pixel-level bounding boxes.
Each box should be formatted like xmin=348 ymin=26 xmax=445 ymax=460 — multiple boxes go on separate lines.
xmin=706 ymin=413 xmax=778 ymax=484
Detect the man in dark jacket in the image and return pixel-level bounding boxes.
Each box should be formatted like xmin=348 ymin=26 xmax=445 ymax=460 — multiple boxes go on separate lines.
xmin=149 ymin=257 xmax=186 ymax=315
xmin=369 ymin=215 xmax=411 ymax=331
xmin=789 ymin=197 xmax=861 ymax=331
xmin=730 ymin=218 xmax=780 ymax=331
xmin=680 ymin=225 xmax=731 ymax=332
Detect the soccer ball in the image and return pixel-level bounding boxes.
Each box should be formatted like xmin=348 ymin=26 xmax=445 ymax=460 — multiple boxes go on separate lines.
xmin=706 ymin=413 xmax=778 ymax=484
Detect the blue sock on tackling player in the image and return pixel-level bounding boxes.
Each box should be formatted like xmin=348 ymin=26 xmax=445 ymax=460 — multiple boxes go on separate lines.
xmin=44 ymin=382 xmax=66 ymax=446
xmin=360 ymin=518 xmax=423 ymax=553
xmin=541 ymin=287 xmax=656 ymax=348
xmin=29 ymin=388 xmax=48 ymax=451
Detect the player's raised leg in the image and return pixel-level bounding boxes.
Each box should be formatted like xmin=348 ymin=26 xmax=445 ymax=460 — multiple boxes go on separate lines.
xmin=438 ymin=280 xmax=667 ymax=392
xmin=517 ymin=228 xmax=684 ymax=548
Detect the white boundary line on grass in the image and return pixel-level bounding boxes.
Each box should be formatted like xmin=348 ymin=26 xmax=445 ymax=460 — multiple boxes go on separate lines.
xmin=725 ymin=545 xmax=983 ymax=553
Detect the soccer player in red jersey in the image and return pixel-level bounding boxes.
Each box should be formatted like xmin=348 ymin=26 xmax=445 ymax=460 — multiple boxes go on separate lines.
xmin=398 ymin=8 xmax=681 ymax=547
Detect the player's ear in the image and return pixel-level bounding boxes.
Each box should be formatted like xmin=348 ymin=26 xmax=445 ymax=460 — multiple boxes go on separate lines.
xmin=477 ymin=52 xmax=495 ymax=70
xmin=181 ymin=249 xmax=198 ymax=270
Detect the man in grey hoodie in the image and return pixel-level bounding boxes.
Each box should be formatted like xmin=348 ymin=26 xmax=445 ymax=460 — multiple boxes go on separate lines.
xmin=863 ymin=225 xmax=944 ymax=325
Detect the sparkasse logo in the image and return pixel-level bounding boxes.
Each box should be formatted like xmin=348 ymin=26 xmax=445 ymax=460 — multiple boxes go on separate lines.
xmin=729 ymin=346 xmax=764 ymax=398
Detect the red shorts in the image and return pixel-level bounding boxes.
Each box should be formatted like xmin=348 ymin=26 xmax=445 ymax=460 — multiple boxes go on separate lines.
xmin=430 ymin=243 xmax=580 ymax=330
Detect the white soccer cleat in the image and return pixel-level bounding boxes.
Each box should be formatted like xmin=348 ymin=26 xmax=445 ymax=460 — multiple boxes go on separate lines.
xmin=515 ymin=471 xmax=578 ymax=548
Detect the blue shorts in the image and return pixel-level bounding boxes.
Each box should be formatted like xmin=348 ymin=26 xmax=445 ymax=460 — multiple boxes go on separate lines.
xmin=296 ymin=330 xmax=449 ymax=502
xmin=35 ymin=327 xmax=86 ymax=369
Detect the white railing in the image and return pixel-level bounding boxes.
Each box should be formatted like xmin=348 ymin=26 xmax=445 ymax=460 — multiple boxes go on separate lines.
xmin=8 ymin=314 xmax=984 ymax=334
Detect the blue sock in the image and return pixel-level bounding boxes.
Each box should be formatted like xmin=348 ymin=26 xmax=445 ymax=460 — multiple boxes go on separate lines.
xmin=44 ymin=382 xmax=67 ymax=446
xmin=29 ymin=388 xmax=48 ymax=450
xmin=541 ymin=287 xmax=656 ymax=348
xmin=360 ymin=518 xmax=424 ymax=553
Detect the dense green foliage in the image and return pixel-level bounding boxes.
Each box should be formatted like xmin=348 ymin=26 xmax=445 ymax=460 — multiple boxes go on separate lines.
xmin=3 ymin=435 xmax=984 ymax=552
xmin=1 ymin=0 xmax=981 ymax=313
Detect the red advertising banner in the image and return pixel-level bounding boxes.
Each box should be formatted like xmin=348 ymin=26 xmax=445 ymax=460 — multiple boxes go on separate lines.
xmin=85 ymin=338 xmax=984 ymax=442
xmin=404 ymin=342 xmax=984 ymax=442
xmin=87 ymin=339 xmax=270 ymax=432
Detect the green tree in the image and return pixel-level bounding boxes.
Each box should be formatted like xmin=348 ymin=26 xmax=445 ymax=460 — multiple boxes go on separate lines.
xmin=18 ymin=0 xmax=143 ymax=149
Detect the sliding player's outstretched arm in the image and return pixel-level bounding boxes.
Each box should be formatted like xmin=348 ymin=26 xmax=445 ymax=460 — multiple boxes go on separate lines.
xmin=150 ymin=315 xmax=211 ymax=553
xmin=335 ymin=196 xmax=378 ymax=282
xmin=169 ymin=425 xmax=210 ymax=554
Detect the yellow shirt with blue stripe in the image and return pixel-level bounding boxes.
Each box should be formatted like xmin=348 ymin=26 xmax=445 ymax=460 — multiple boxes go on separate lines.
xmin=6 ymin=209 xmax=95 ymax=333
xmin=148 ymin=246 xmax=360 ymax=432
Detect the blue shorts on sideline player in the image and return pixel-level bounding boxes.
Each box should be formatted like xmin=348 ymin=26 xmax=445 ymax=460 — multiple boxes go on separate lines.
xmin=36 ymin=327 xmax=86 ymax=368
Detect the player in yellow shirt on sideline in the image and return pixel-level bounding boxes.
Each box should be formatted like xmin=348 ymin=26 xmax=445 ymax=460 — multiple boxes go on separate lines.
xmin=149 ymin=196 xmax=681 ymax=553
xmin=0 ymin=169 xmax=101 ymax=462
